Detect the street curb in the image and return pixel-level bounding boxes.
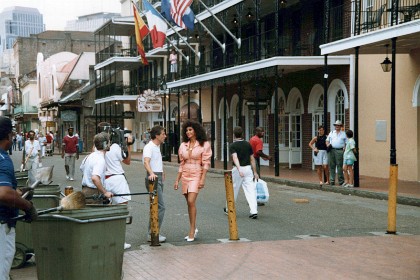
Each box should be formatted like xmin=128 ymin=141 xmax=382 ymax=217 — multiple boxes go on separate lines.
xmin=158 ymin=160 xmax=420 ymax=208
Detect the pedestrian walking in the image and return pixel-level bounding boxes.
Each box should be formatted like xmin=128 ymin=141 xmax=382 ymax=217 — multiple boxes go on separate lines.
xmin=0 ymin=116 xmax=38 ymax=279
xmin=46 ymin=131 xmax=53 ymax=155
xmin=343 ymin=130 xmax=357 ymax=188
xmin=143 ymin=125 xmax=167 ymax=243
xmin=23 ymin=130 xmax=41 ymax=171
xmin=38 ymin=132 xmax=46 ymax=158
xmin=249 ymin=127 xmax=271 ymax=177
xmin=226 ymin=126 xmax=259 ymax=219
xmin=174 ymin=120 xmax=212 ymax=242
xmin=249 ymin=127 xmax=271 ymax=206
xmin=309 ymin=125 xmax=330 ymax=186
xmin=326 ymin=120 xmax=347 ymax=186
xmin=12 ymin=135 xmax=16 ymax=151
xmin=62 ymin=127 xmax=79 ymax=181
xmin=16 ymin=133 xmax=22 ymax=151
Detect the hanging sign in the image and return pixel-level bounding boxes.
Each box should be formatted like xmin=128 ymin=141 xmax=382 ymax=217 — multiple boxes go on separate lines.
xmin=137 ymin=89 xmax=162 ymax=112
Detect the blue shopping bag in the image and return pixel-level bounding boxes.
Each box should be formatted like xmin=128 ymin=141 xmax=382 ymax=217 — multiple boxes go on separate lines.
xmin=256 ymin=179 xmax=269 ymax=204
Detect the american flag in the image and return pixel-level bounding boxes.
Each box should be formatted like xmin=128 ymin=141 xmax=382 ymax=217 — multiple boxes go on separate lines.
xmin=170 ymin=0 xmax=193 ymax=29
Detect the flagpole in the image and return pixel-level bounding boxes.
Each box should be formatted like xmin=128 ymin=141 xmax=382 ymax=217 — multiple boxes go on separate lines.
xmin=153 ymin=8 xmax=201 ymax=59
xmin=198 ymin=0 xmax=241 ymax=48
xmin=165 ymin=38 xmax=189 ymax=63
xmin=194 ymin=17 xmax=226 ymax=53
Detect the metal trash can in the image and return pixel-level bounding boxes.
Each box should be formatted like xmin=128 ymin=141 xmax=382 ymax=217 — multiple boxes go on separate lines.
xmin=31 ymin=205 xmax=130 ymax=280
xmin=13 ymin=185 xmax=61 ymax=269
xmin=15 ymin=170 xmax=29 ymax=187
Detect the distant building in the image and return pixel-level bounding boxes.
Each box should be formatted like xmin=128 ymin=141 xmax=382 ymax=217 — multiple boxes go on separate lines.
xmin=0 ymin=6 xmax=45 ymax=51
xmin=14 ymin=31 xmax=95 ymax=78
xmin=65 ymin=12 xmax=120 ymax=32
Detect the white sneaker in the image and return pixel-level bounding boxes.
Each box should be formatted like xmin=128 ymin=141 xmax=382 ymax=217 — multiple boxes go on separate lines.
xmin=124 ymin=243 xmax=131 ymax=250
xmin=66 ymin=175 xmax=69 ymax=180
xmin=147 ymin=234 xmax=166 ymax=243
xmin=69 ymin=178 xmax=74 ymax=181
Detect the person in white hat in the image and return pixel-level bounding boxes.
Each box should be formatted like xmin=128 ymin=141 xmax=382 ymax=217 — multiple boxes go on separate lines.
xmin=326 ymin=120 xmax=347 ymax=186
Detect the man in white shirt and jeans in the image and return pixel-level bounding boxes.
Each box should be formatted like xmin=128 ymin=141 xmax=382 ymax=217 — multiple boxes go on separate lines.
xmin=143 ymin=125 xmax=167 ymax=243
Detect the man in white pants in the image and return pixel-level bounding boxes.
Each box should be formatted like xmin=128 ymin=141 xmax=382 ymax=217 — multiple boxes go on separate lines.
xmin=23 ymin=130 xmax=41 ymax=171
xmin=226 ymin=126 xmax=260 ymax=219
xmin=104 ymin=133 xmax=133 ymax=249
xmin=0 ymin=117 xmax=38 ymax=280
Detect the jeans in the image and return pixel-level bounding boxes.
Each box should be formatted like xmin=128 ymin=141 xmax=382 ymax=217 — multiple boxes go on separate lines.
xmin=329 ymin=149 xmax=344 ymax=185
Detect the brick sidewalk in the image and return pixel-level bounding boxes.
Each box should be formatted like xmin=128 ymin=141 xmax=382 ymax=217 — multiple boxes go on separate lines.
xmin=11 ymin=235 xmax=420 ymax=279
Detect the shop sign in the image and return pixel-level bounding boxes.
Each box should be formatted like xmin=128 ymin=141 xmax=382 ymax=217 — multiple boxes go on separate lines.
xmin=137 ymin=89 xmax=162 ymax=112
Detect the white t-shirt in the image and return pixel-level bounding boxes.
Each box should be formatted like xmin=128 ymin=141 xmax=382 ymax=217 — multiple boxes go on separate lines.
xmin=80 ymin=151 xmax=106 ymax=188
xmin=105 ymin=143 xmax=124 ymax=175
xmin=142 ymin=141 xmax=163 ymax=172
xmin=25 ymin=140 xmax=41 ymax=157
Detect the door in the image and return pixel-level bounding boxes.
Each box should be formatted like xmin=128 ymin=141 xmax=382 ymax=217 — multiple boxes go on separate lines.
xmin=288 ymin=114 xmax=302 ymax=168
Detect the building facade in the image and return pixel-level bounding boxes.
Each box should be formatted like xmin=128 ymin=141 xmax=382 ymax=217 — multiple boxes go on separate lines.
xmin=0 ymin=6 xmax=44 ymax=51
xmin=93 ymin=0 xmax=420 ymax=181
xmin=65 ymin=12 xmax=121 ymax=32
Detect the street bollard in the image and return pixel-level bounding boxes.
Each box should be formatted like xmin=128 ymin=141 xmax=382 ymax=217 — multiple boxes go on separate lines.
xmin=224 ymin=170 xmax=239 ymax=241
xmin=148 ymin=178 xmax=160 ymax=246
xmin=387 ymin=164 xmax=398 ymax=234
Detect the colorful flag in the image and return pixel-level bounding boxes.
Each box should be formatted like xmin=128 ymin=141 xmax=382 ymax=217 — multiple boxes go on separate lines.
xmin=161 ymin=0 xmax=195 ymax=30
xmin=142 ymin=0 xmax=167 ymax=48
xmin=132 ymin=1 xmax=149 ymax=65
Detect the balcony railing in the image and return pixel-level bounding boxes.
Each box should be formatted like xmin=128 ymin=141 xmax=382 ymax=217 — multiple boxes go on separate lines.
xmin=14 ymin=105 xmax=38 ymax=114
xmin=328 ymin=0 xmax=420 ymax=43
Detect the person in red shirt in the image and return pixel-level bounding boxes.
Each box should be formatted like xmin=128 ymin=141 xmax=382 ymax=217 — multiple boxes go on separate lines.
xmin=249 ymin=127 xmax=271 ymax=206
xmin=61 ymin=127 xmax=79 ymax=181
xmin=249 ymin=127 xmax=271 ymax=177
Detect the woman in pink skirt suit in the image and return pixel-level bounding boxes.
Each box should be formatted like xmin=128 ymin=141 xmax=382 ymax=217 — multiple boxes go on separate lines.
xmin=174 ymin=120 xmax=212 ymax=242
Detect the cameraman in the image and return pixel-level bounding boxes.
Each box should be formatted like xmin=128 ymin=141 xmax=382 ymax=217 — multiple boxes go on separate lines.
xmin=104 ymin=129 xmax=133 ymax=250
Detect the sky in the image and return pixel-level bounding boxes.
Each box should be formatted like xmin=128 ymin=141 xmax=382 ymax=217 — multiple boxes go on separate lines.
xmin=0 ymin=0 xmax=121 ymax=30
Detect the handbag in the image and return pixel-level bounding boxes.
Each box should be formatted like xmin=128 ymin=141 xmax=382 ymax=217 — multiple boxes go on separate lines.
xmin=256 ymin=179 xmax=269 ymax=204
xmin=327 ymin=145 xmax=332 ymax=153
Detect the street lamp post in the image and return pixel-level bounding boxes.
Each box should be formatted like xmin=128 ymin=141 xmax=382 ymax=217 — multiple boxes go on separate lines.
xmin=160 ymin=78 xmax=170 ymax=161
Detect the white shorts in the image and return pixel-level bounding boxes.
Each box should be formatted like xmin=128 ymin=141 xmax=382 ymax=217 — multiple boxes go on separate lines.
xmin=313 ymin=150 xmax=328 ymax=165
xmin=0 ymin=224 xmax=15 ymax=278
xmin=104 ymin=175 xmax=131 ymax=204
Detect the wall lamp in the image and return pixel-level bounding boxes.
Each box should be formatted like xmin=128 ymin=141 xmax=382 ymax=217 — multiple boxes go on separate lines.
xmin=232 ymin=15 xmax=238 ymax=25
xmin=246 ymin=8 xmax=253 ymax=20
xmin=380 ymin=44 xmax=392 ymax=72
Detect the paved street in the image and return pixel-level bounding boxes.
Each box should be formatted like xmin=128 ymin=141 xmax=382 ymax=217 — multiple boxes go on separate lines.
xmin=8 ymin=150 xmax=420 ymax=279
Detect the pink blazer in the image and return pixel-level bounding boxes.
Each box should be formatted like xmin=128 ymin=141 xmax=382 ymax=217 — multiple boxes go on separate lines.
xmin=178 ymin=141 xmax=212 ymax=173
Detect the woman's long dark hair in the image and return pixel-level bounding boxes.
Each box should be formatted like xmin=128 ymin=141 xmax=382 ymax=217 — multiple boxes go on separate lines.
xmin=181 ymin=120 xmax=207 ymax=146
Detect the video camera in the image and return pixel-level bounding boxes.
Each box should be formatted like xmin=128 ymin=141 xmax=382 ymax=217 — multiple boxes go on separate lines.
xmin=98 ymin=123 xmax=135 ymax=159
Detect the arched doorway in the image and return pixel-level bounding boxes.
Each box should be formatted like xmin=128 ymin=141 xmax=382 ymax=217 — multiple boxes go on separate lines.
xmin=180 ymin=102 xmax=199 ymax=122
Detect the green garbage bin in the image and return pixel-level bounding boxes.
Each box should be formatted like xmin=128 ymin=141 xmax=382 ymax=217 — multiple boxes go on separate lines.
xmin=31 ymin=205 xmax=130 ymax=280
xmin=15 ymin=170 xmax=29 ymax=187
xmin=13 ymin=185 xmax=61 ymax=269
